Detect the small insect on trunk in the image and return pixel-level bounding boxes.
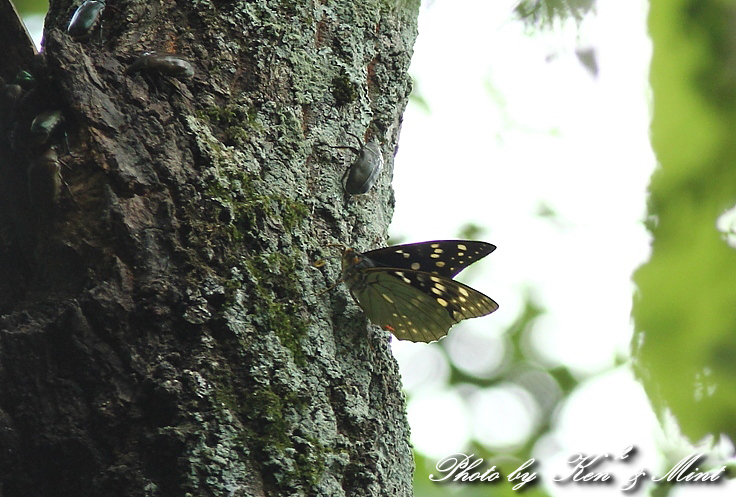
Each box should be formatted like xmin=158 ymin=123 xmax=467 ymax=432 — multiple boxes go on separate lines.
xmin=342 ymin=136 xmax=383 ymax=195
xmin=67 ymin=0 xmax=106 ymax=41
xmin=125 ymin=52 xmax=195 ymax=80
xmin=29 ymin=110 xmax=64 ymax=146
xmin=322 ymin=131 xmax=384 ymax=195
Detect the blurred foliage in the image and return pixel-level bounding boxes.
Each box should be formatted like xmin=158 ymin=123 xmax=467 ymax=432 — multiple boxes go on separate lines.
xmin=409 ymin=76 xmax=431 ymax=114
xmin=414 ymin=450 xmax=552 ymax=497
xmin=408 ymin=2 xmax=605 ymax=493
xmin=12 ymin=0 xmax=46 ymax=16
xmin=412 ymin=290 xmax=580 ymax=497
xmin=386 ymin=234 xmax=407 ymax=246
xmin=574 ymin=47 xmax=598 ymax=77
xmin=456 ymin=222 xmax=484 ymax=241
xmin=514 ymin=0 xmax=596 ymax=29
xmin=633 ymin=0 xmax=736 ymax=443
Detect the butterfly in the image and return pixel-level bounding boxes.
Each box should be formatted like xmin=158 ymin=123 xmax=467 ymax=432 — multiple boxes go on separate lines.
xmin=324 ymin=240 xmax=499 ymax=343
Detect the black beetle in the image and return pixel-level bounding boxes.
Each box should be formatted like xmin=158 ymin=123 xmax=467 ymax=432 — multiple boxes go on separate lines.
xmin=67 ymin=0 xmax=106 ymax=41
xmin=30 ymin=110 xmax=64 ymax=145
xmin=344 ymin=138 xmax=383 ymax=194
xmin=125 ymin=52 xmax=195 ymax=80
xmin=326 ymin=131 xmax=383 ymax=195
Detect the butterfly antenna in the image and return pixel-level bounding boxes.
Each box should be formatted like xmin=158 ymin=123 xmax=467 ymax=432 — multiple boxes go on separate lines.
xmin=312 ymin=243 xmax=345 ymax=267
xmin=316 ymin=278 xmax=344 ymax=296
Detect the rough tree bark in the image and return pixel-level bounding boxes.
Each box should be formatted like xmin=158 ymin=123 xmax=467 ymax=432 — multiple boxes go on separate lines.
xmin=0 ymin=0 xmax=419 ymax=495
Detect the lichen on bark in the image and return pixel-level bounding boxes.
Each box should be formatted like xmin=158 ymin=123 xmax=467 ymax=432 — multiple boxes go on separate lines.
xmin=0 ymin=0 xmax=420 ymax=495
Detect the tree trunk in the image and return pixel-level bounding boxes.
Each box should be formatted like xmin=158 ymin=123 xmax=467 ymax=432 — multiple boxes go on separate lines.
xmin=0 ymin=0 xmax=419 ymax=495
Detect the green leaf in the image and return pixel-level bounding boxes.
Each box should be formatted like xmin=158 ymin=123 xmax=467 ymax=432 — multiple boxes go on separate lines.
xmin=633 ymin=0 xmax=736 ymax=442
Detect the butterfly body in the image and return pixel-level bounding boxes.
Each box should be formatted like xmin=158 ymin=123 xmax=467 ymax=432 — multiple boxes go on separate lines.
xmin=335 ymin=240 xmax=498 ymax=343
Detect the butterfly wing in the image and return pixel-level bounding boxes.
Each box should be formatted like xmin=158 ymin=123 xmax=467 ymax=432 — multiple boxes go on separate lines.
xmin=363 ymin=240 xmax=496 ymax=278
xmin=348 ymin=268 xmax=499 ymax=343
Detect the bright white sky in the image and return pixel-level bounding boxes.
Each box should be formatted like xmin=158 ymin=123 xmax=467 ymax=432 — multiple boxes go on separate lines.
xmin=387 ymin=0 xmax=736 ymax=495
xmin=391 ymin=0 xmax=653 ymax=374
